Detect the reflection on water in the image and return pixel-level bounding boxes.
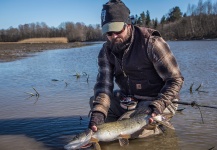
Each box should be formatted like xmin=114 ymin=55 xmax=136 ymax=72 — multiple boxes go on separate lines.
xmin=0 ymin=41 xmax=217 ymax=150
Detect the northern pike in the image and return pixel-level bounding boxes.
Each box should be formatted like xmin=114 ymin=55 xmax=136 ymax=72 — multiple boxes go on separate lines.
xmin=64 ymin=114 xmax=170 ymax=150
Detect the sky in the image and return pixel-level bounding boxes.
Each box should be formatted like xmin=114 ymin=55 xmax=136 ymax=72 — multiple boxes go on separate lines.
xmin=0 ymin=0 xmax=201 ymax=30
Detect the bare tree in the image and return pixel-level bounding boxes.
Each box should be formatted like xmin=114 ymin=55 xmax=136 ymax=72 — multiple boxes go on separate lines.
xmin=205 ymin=0 xmax=213 ymax=14
xmin=213 ymin=1 xmax=217 ymax=14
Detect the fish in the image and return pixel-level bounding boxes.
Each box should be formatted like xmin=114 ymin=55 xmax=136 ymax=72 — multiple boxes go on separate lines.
xmin=64 ymin=114 xmax=162 ymax=150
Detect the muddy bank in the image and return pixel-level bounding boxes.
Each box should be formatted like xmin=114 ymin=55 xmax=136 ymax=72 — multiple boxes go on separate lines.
xmin=0 ymin=42 xmax=89 ymax=62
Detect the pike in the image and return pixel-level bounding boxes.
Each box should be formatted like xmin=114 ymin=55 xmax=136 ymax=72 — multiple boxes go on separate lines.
xmin=64 ymin=114 xmax=170 ymax=150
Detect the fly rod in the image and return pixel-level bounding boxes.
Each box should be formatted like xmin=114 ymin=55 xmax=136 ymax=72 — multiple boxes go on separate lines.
xmin=173 ymin=101 xmax=217 ymax=109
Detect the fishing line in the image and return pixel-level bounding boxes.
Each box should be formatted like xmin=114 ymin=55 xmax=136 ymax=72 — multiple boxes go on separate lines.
xmin=173 ymin=101 xmax=217 ymax=109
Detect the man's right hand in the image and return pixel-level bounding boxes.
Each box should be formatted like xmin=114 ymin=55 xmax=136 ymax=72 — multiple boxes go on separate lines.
xmin=88 ymin=111 xmax=105 ymax=132
xmin=91 ymin=125 xmax=98 ymax=132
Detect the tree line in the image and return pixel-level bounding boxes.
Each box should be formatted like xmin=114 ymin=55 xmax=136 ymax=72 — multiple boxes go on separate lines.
xmin=132 ymin=0 xmax=217 ymax=40
xmin=0 ymin=22 xmax=103 ymax=42
xmin=158 ymin=0 xmax=217 ymax=40
xmin=0 ymin=0 xmax=216 ymax=42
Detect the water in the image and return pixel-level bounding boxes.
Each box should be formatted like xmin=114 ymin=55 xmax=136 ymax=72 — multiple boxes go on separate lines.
xmin=0 ymin=41 xmax=217 ymax=150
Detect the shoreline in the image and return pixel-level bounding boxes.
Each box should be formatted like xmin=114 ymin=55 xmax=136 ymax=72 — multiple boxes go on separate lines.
xmin=0 ymin=42 xmax=89 ymax=62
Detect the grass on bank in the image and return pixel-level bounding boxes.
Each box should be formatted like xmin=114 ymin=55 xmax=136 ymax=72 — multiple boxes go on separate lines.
xmin=18 ymin=37 xmax=68 ymax=43
xmin=0 ymin=37 xmax=68 ymax=44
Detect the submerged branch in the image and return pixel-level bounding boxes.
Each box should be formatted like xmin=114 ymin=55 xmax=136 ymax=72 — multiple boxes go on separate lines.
xmin=195 ymin=83 xmax=202 ymax=91
xmin=32 ymin=87 xmax=40 ymax=97
xmin=189 ymin=82 xmax=194 ymax=93
xmin=25 ymin=87 xmax=40 ymax=98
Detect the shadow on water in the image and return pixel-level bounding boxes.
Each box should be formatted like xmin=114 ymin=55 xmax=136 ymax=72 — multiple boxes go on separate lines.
xmin=0 ymin=116 xmax=89 ymax=150
xmin=0 ymin=116 xmax=180 ymax=150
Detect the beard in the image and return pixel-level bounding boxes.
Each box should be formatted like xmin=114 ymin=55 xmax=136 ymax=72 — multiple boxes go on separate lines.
xmin=108 ymin=28 xmax=132 ymax=54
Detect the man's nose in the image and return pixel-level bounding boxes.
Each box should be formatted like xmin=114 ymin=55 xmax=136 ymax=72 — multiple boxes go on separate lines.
xmin=111 ymin=33 xmax=118 ymax=38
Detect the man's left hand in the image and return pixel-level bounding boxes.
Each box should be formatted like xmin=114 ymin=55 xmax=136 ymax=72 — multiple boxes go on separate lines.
xmin=148 ymin=105 xmax=161 ymax=124
xmin=149 ymin=112 xmax=157 ymax=123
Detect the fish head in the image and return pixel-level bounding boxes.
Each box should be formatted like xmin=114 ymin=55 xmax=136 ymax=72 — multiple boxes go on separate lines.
xmin=64 ymin=129 xmax=93 ymax=150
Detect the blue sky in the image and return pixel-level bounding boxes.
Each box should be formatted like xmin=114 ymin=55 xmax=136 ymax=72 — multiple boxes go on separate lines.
xmin=0 ymin=0 xmax=201 ymax=29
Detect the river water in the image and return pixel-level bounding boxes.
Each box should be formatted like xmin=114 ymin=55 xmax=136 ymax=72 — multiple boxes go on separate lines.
xmin=0 ymin=41 xmax=217 ymax=150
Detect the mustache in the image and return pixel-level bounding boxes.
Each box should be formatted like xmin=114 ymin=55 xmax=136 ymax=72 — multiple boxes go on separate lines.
xmin=111 ymin=37 xmax=123 ymax=44
xmin=110 ymin=38 xmax=123 ymax=49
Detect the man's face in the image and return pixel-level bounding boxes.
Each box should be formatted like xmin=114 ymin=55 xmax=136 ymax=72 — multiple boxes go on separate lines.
xmin=106 ymin=24 xmax=131 ymax=46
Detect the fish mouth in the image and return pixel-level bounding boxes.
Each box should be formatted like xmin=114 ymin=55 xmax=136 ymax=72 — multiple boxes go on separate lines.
xmin=81 ymin=143 xmax=93 ymax=148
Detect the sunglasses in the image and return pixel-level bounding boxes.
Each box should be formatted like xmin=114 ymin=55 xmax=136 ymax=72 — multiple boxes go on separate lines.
xmin=106 ymin=24 xmax=126 ymax=36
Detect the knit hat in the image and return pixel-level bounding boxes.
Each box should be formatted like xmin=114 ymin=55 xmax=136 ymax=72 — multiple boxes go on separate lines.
xmin=101 ymin=0 xmax=131 ymax=34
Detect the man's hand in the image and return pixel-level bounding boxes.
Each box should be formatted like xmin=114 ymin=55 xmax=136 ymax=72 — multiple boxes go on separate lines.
xmin=91 ymin=125 xmax=98 ymax=132
xmin=88 ymin=111 xmax=105 ymax=132
xmin=149 ymin=105 xmax=161 ymax=123
xmin=149 ymin=112 xmax=157 ymax=123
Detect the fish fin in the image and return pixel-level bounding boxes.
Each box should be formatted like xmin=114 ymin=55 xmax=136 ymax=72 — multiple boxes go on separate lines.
xmin=118 ymin=134 xmax=130 ymax=146
xmin=90 ymin=137 xmax=99 ymax=143
xmin=118 ymin=138 xmax=129 ymax=146
xmin=142 ymin=123 xmax=157 ymax=130
xmin=118 ymin=110 xmax=135 ymax=120
xmin=93 ymin=142 xmax=101 ymax=150
xmin=90 ymin=137 xmax=101 ymax=150
xmin=119 ymin=134 xmax=131 ymax=139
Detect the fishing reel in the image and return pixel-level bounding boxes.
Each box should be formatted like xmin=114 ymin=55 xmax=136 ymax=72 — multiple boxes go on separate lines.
xmin=120 ymin=97 xmax=138 ymax=110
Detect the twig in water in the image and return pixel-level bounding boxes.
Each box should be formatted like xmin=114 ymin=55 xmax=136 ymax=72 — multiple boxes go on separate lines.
xmin=65 ymin=81 xmax=69 ymax=87
xmin=86 ymin=75 xmax=89 ymax=83
xmin=80 ymin=116 xmax=83 ymax=125
xmin=195 ymin=83 xmax=209 ymax=93
xmin=196 ymin=105 xmax=204 ymax=124
xmin=25 ymin=87 xmax=40 ymax=98
xmin=73 ymin=73 xmax=81 ymax=79
xmin=34 ymin=96 xmax=39 ymax=104
xmin=195 ymin=83 xmax=202 ymax=91
xmin=198 ymin=90 xmax=209 ymax=93
xmin=24 ymin=92 xmax=35 ymax=97
xmin=189 ymin=82 xmax=194 ymax=93
xmin=32 ymin=87 xmax=40 ymax=97
xmin=51 ymin=79 xmax=59 ymax=81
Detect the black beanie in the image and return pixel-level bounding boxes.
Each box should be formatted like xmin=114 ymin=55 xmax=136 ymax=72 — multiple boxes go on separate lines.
xmin=101 ymin=0 xmax=131 ymax=34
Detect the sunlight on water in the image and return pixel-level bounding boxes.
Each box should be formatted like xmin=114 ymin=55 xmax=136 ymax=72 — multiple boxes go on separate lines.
xmin=0 ymin=41 xmax=217 ymax=150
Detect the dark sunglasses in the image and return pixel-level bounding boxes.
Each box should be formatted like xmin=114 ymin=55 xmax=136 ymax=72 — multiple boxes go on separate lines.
xmin=106 ymin=24 xmax=127 ymax=36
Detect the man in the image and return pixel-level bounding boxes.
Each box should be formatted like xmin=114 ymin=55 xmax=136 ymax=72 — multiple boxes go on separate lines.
xmin=89 ymin=0 xmax=184 ymax=137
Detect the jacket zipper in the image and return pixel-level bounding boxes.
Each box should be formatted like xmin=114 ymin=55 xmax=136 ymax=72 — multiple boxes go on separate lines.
xmin=111 ymin=51 xmax=132 ymax=95
xmin=121 ymin=51 xmax=127 ymax=77
xmin=122 ymin=48 xmax=132 ymax=95
xmin=111 ymin=52 xmax=127 ymax=77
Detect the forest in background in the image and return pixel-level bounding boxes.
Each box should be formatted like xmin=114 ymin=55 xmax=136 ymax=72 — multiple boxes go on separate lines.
xmin=0 ymin=0 xmax=216 ymax=42
xmin=158 ymin=0 xmax=217 ymax=40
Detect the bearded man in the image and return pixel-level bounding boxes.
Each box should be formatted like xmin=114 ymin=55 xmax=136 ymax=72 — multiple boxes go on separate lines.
xmin=89 ymin=0 xmax=184 ymax=137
